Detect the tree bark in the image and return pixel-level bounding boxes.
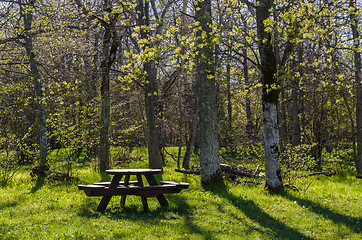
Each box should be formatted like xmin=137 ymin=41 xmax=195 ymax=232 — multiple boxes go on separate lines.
xmin=98 ymin=1 xmax=130 ymax=171
xmin=243 ymin=49 xmax=254 ymax=139
xmin=182 ymin=109 xmax=198 ymax=170
xmin=99 ymin=30 xmax=111 ymax=171
xmin=138 ymin=0 xmax=162 ymax=169
xmin=291 ymin=45 xmax=302 ymax=147
xmin=21 ymin=0 xmax=48 ymax=175
xmin=279 ymin=90 xmax=287 ymax=153
xmin=350 ymin=0 xmax=362 ymax=174
xmin=195 ymin=0 xmax=224 ymax=188
xmin=256 ymin=0 xmax=282 ymax=189
xmin=144 ymin=60 xmax=162 ymax=169
xmin=176 ymin=67 xmax=183 ymax=169
xmin=227 ymin=57 xmax=232 ymax=133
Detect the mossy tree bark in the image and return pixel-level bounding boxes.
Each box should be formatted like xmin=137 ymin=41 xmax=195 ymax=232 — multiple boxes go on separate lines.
xmin=195 ymin=0 xmax=224 ymax=189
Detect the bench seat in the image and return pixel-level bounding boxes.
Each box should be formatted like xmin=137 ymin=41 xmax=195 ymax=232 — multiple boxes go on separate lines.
xmin=160 ymin=181 xmax=189 ymax=189
xmin=93 ymin=181 xmax=139 ymax=186
xmin=78 ymin=183 xmax=189 ymax=198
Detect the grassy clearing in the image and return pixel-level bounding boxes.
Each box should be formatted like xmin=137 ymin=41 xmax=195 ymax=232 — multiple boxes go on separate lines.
xmin=0 ymin=149 xmax=361 ymax=240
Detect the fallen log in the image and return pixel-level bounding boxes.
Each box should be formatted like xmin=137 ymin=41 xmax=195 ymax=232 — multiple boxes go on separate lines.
xmin=220 ymin=164 xmax=265 ymax=178
xmin=298 ymin=172 xmax=334 ymax=178
xmin=174 ymin=169 xmax=200 ymax=175
xmin=175 ymin=163 xmax=265 ymax=179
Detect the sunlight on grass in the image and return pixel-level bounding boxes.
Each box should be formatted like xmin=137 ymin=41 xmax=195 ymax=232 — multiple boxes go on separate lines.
xmin=0 ymin=148 xmax=361 ymax=239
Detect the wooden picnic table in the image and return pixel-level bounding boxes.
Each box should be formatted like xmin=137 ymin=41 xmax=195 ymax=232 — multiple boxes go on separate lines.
xmin=78 ymin=169 xmax=189 ymax=211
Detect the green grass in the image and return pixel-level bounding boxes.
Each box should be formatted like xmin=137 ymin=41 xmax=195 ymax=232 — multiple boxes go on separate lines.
xmin=0 ymin=151 xmax=361 ymax=239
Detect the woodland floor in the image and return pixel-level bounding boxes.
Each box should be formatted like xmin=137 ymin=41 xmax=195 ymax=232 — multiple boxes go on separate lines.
xmin=0 ymin=148 xmax=361 ymax=239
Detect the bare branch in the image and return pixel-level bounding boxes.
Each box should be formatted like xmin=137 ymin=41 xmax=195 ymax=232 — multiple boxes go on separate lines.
xmin=73 ymin=0 xmax=108 ymax=26
xmin=179 ymin=11 xmax=195 ymax=19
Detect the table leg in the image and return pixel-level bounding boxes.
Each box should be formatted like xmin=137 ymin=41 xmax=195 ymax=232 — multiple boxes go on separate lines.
xmin=120 ymin=175 xmax=130 ymax=208
xmin=97 ymin=174 xmax=123 ymax=211
xmin=137 ymin=175 xmax=149 ymax=211
xmin=97 ymin=196 xmax=112 ymax=211
xmin=144 ymin=174 xmax=168 ymax=207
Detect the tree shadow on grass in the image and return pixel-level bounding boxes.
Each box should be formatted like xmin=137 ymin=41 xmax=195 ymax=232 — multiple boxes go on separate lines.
xmin=213 ymin=188 xmax=313 ymax=240
xmin=30 ymin=175 xmax=45 ymax=193
xmin=77 ymin=194 xmax=216 ymax=240
xmin=279 ymin=190 xmax=361 ymax=234
xmin=169 ymin=194 xmax=217 ymax=240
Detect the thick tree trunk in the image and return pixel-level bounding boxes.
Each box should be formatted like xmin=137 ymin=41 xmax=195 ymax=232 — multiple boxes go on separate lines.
xmin=256 ymin=0 xmax=282 ymax=189
xmin=279 ymin=90 xmax=287 ymax=153
xmin=138 ymin=0 xmax=162 ymax=169
xmin=263 ymin=102 xmax=282 ymax=188
xmin=98 ymin=4 xmax=122 ymax=171
xmin=195 ymin=0 xmax=224 ymax=188
xmin=99 ymin=62 xmax=110 ymax=171
xmin=144 ymin=61 xmax=162 ymax=169
xmin=99 ymin=24 xmax=112 ymax=172
xmin=350 ymin=0 xmax=362 ymax=174
xmin=22 ymin=1 xmax=48 ymax=174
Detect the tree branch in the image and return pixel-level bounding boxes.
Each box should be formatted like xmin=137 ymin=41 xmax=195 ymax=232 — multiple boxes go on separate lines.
xmin=73 ymin=0 xmax=108 ymax=26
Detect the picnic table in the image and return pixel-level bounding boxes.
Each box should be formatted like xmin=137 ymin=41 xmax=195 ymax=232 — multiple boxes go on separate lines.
xmin=78 ymin=169 xmax=189 ymax=211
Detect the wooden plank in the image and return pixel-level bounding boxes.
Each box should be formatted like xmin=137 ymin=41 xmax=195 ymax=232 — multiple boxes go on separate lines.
xmin=160 ymin=181 xmax=189 ymax=189
xmin=78 ymin=184 xmax=104 ymax=196
xmin=106 ymin=169 xmax=162 ymax=175
xmin=93 ymin=181 xmax=138 ymax=186
xmin=79 ymin=184 xmax=186 ymax=197
xmin=78 ymin=184 xmax=105 ymax=190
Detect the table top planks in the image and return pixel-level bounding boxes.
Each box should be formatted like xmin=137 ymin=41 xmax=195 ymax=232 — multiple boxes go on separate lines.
xmin=105 ymin=169 xmax=162 ymax=175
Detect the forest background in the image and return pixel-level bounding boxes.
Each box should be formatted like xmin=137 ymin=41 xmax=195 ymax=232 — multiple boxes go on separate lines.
xmin=0 ymin=0 xmax=361 ymax=187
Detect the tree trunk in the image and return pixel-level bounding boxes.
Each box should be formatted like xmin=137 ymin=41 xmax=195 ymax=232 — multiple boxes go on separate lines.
xmin=195 ymin=0 xmax=224 ymax=188
xmin=98 ymin=3 xmax=122 ymax=171
xmin=177 ymin=67 xmax=184 ymax=169
xmin=243 ymin=50 xmax=253 ymax=139
xmin=341 ymin=92 xmax=356 ymax=162
xmin=291 ymin=86 xmax=301 ymax=146
xmin=291 ymin=45 xmax=302 ymax=147
xmin=350 ymin=0 xmax=362 ymax=174
xmin=99 ymin=24 xmax=112 ymax=172
xmin=144 ymin=60 xmax=162 ymax=169
xmin=227 ymin=57 xmax=232 ymax=133
xmin=183 ymin=109 xmax=198 ymax=170
xmin=99 ymin=50 xmax=111 ymax=171
xmin=21 ymin=0 xmax=48 ymax=175
xmin=138 ymin=0 xmax=162 ymax=169
xmin=279 ymin=90 xmax=287 ymax=153
xmin=256 ymin=0 xmax=282 ymax=189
